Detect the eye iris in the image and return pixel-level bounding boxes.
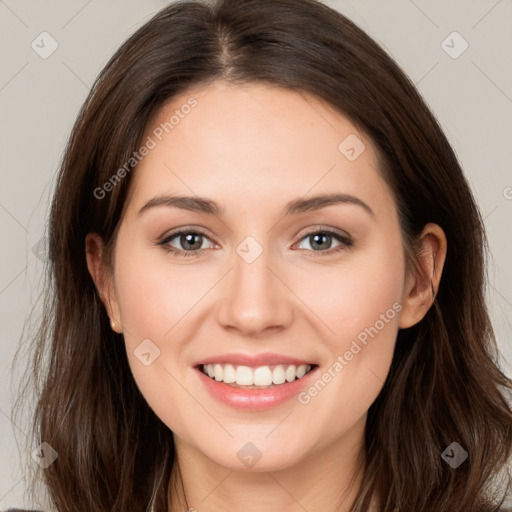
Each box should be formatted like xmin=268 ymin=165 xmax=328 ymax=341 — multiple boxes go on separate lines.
xmin=311 ymin=233 xmax=331 ymax=250
xmin=181 ymin=233 xmax=202 ymax=250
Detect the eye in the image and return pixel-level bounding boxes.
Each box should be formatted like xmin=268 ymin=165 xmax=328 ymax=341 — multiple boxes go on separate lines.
xmin=294 ymin=229 xmax=353 ymax=258
xmin=159 ymin=229 xmax=214 ymax=258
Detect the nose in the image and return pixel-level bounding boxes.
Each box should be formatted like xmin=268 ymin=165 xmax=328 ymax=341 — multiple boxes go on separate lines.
xmin=216 ymin=244 xmax=294 ymax=337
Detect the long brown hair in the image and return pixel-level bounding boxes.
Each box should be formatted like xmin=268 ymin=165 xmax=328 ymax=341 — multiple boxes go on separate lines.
xmin=12 ymin=0 xmax=512 ymax=510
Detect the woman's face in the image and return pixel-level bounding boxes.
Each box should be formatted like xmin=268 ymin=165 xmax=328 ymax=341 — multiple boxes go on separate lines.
xmin=95 ymin=81 xmax=413 ymax=472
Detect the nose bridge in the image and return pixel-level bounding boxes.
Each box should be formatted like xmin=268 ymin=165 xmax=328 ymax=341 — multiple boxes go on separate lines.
xmin=216 ymin=234 xmax=292 ymax=334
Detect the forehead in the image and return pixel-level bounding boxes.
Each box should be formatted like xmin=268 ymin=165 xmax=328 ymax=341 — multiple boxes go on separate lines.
xmin=125 ymin=81 xmax=395 ymax=221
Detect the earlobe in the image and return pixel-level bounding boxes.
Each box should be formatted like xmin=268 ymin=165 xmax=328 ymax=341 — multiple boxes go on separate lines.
xmin=398 ymin=223 xmax=447 ymax=329
xmin=110 ymin=318 xmax=123 ymax=334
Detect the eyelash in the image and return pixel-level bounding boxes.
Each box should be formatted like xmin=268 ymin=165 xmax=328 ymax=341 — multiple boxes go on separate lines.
xmin=158 ymin=228 xmax=354 ymax=259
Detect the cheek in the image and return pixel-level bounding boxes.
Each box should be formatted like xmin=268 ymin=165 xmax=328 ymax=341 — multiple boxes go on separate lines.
xmin=112 ymin=244 xmax=196 ymax=425
xmin=296 ymin=236 xmax=404 ymax=410
xmin=113 ymin=239 xmax=201 ymax=343
xmin=115 ymin=270 xmax=168 ymax=342
xmin=295 ymin=236 xmax=405 ymax=347
xmin=111 ymin=236 xmax=214 ymax=402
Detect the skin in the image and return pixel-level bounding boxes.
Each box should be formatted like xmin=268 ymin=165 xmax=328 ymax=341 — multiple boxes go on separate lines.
xmin=86 ymin=81 xmax=447 ymax=512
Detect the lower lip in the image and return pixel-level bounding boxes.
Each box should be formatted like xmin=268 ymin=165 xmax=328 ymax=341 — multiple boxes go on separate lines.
xmin=195 ymin=366 xmax=318 ymax=411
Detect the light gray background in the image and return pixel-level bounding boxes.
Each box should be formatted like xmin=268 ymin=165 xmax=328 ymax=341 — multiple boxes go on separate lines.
xmin=1 ymin=0 xmax=511 ymax=509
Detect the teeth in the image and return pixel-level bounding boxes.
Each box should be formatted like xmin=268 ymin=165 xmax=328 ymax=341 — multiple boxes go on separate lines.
xmin=202 ymin=363 xmax=313 ymax=386
xmin=273 ymin=365 xmax=286 ymax=384
xmin=285 ymin=365 xmax=296 ymax=382
xmin=296 ymin=365 xmax=307 ymax=378
xmin=223 ymin=364 xmax=236 ymax=383
xmin=236 ymin=365 xmax=254 ymax=385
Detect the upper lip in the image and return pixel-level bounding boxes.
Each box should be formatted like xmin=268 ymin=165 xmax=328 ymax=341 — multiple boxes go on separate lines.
xmin=194 ymin=352 xmax=316 ymax=368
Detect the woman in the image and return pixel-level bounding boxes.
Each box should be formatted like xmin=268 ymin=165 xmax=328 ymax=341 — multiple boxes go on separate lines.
xmin=11 ymin=0 xmax=512 ymax=510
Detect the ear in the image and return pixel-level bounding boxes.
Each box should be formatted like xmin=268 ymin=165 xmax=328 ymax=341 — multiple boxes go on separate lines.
xmin=398 ymin=223 xmax=447 ymax=329
xmin=85 ymin=233 xmax=123 ymax=334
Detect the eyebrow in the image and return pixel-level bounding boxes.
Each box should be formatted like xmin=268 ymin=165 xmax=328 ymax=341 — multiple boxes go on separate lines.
xmin=137 ymin=193 xmax=374 ymax=219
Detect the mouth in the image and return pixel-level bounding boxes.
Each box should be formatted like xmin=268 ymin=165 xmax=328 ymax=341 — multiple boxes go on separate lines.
xmin=196 ymin=363 xmax=318 ymax=389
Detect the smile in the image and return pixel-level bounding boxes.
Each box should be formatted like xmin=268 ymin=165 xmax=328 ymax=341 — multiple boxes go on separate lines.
xmin=201 ymin=363 xmax=314 ymax=388
xmin=195 ymin=362 xmax=319 ymax=411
